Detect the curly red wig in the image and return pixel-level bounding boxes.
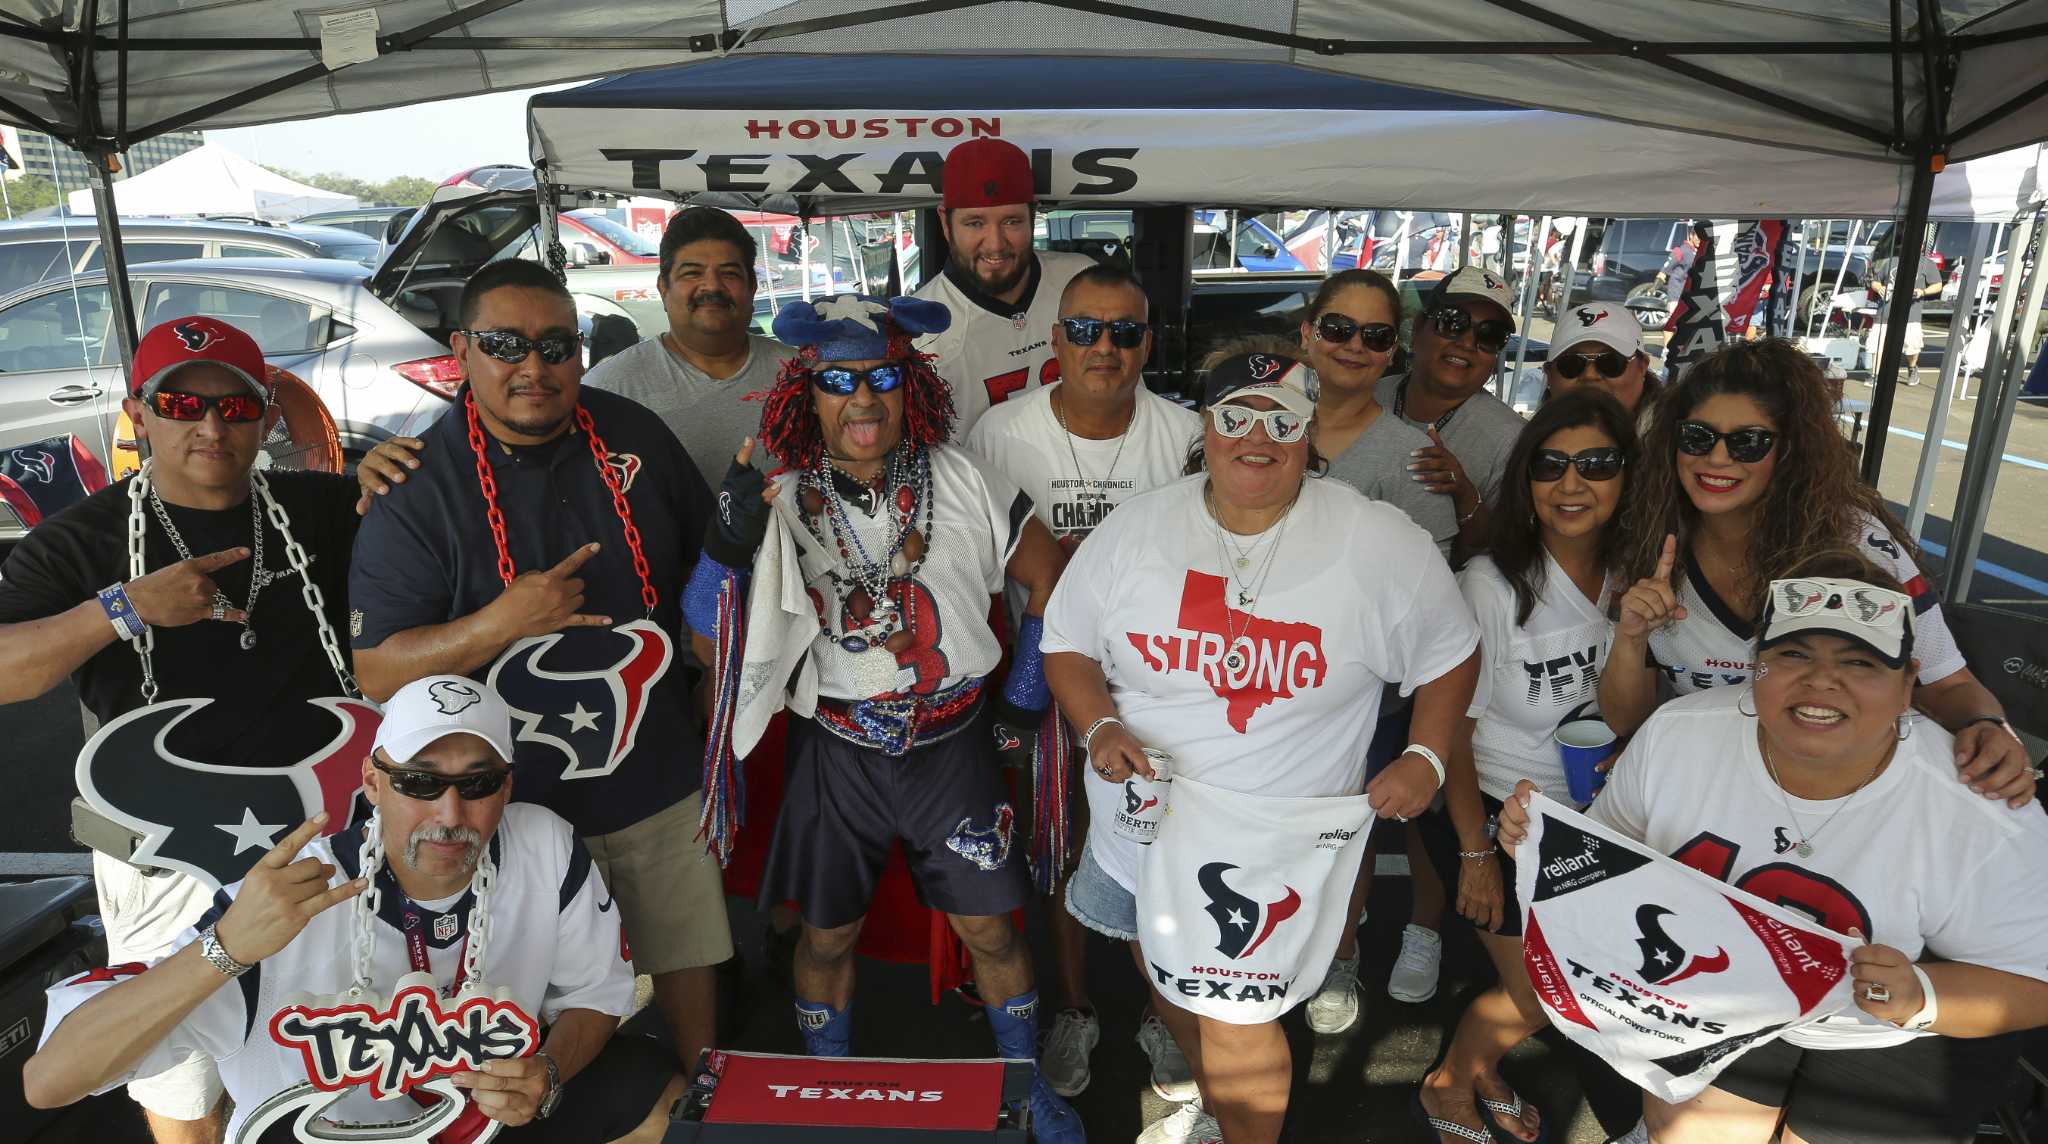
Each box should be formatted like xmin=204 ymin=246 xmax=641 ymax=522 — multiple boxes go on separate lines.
xmin=757 ymin=330 xmax=957 ymax=469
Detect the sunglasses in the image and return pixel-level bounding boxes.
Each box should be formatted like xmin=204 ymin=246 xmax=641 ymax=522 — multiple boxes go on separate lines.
xmin=1059 ymin=317 xmax=1148 ymax=349
xmin=1427 ymin=306 xmax=1512 ymax=355
xmin=1313 ymin=313 xmax=1399 ymax=353
xmin=811 ymin=363 xmax=906 ymax=396
xmin=1552 ymin=350 xmax=1630 ymax=379
xmin=1211 ymin=404 xmax=1309 ymax=444
xmin=457 ymin=328 xmax=583 ymax=365
xmin=1530 ymin=446 xmax=1625 ymax=482
xmin=373 ymin=757 xmax=511 ymax=802
xmin=1677 ymin=420 xmax=1778 ymax=464
xmin=147 ymin=389 xmax=266 ymax=423
xmin=1770 ymin=578 xmax=1910 ymax=627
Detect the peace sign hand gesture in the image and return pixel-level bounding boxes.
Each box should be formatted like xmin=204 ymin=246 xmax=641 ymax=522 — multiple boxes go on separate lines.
xmin=211 ymin=814 xmax=367 ymax=966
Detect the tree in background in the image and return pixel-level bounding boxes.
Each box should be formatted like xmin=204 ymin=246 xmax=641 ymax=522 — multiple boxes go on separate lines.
xmin=0 ymin=175 xmax=63 ymax=216
xmin=269 ymin=168 xmax=438 ymax=207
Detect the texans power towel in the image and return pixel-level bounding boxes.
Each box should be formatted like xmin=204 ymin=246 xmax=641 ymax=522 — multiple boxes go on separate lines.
xmin=1517 ymin=795 xmax=1855 ymax=1101
xmin=1137 ymin=775 xmax=1372 ymax=1024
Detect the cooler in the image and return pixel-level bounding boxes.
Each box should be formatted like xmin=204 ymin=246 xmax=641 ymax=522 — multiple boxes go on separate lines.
xmin=0 ymin=876 xmax=104 ymax=1139
xmin=664 ymin=1051 xmax=1034 ymax=1142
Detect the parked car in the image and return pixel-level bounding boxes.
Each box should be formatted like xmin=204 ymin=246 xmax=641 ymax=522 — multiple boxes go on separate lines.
xmin=293 ymin=205 xmax=412 ymax=240
xmin=0 ymin=217 xmax=381 ymax=296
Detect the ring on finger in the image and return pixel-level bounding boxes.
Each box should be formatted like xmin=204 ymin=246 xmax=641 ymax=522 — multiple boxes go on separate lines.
xmin=209 ymin=602 xmax=224 ymax=621
xmin=1095 ymin=765 xmax=1115 ymax=779
xmin=1862 ymin=983 xmax=1891 ymax=1003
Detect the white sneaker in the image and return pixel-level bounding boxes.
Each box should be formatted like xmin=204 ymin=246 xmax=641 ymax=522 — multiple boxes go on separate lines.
xmin=1038 ymin=1007 xmax=1099 ymax=1097
xmin=1610 ymin=1120 xmax=1651 ymax=1144
xmin=1305 ymin=953 xmax=1362 ymax=1033
xmin=1387 ymin=924 xmax=1442 ymax=1003
xmin=1134 ymin=1014 xmax=1199 ymax=1102
xmin=1136 ymin=1101 xmax=1223 ymax=1144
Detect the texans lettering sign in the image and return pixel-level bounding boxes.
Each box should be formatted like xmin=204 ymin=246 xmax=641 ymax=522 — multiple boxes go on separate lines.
xmin=1517 ymin=796 xmax=1854 ymax=1102
xmin=485 ymin=621 xmax=673 ymax=782
xmin=76 ymin=698 xmax=379 ymax=889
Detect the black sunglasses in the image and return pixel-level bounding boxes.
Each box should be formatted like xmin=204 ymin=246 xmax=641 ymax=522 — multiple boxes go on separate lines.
xmin=148 ymin=389 xmax=266 ymax=423
xmin=1426 ymin=306 xmax=1512 ymax=354
xmin=1313 ymin=313 xmax=1398 ymax=353
xmin=1677 ymin=420 xmax=1778 ymax=464
xmin=811 ymin=363 xmax=905 ymax=396
xmin=373 ymin=757 xmax=511 ymax=802
xmin=457 ymin=328 xmax=583 ymax=365
xmin=1552 ymin=350 xmax=1630 ymax=379
xmin=1059 ymin=317 xmax=1148 ymax=349
xmin=1530 ymin=446 xmax=1626 ymax=482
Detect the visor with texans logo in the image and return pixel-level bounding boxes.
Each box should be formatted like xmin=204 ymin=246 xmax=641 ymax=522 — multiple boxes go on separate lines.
xmin=1758 ymin=577 xmax=1915 ymax=668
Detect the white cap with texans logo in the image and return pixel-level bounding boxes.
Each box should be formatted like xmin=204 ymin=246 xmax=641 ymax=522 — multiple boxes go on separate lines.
xmin=1550 ymin=303 xmax=1644 ymax=358
xmin=372 ymin=675 xmax=517 ymax=766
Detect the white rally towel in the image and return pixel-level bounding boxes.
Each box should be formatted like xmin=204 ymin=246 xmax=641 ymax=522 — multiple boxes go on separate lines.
xmin=1137 ymin=775 xmax=1372 ymax=1024
xmin=731 ymin=495 xmax=826 ymax=758
xmin=1517 ymin=794 xmax=1856 ymax=1102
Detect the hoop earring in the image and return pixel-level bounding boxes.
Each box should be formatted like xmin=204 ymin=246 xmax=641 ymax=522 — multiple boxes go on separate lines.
xmin=1737 ymin=685 xmax=1758 ymax=718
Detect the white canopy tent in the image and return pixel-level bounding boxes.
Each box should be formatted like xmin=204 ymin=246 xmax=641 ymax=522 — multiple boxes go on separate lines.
xmin=63 ymin=141 xmax=356 ymax=219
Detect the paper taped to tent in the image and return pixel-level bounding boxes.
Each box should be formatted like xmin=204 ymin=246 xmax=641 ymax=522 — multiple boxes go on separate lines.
xmin=62 ymin=142 xmax=357 ymax=220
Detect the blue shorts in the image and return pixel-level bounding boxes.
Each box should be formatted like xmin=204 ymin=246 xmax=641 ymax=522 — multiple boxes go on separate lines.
xmin=1063 ymin=842 xmax=1138 ymax=942
xmin=1363 ymin=701 xmax=1412 ymax=782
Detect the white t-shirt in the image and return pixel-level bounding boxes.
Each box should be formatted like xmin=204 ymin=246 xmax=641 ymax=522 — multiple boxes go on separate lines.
xmin=774 ymin=444 xmax=1030 ymax=701
xmin=1043 ymin=474 xmax=1479 ymax=889
xmin=1590 ymin=687 xmax=2048 ymax=1050
xmin=39 ymin=804 xmax=635 ymax=1140
xmin=1645 ymin=510 xmax=1965 ymax=696
xmin=912 ymin=250 xmax=1095 ymax=435
xmin=1460 ymin=554 xmax=1614 ymax=800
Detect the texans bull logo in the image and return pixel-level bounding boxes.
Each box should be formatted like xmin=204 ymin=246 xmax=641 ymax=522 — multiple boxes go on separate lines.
xmin=1633 ymin=905 xmax=1731 ymax=987
xmin=75 ymin=698 xmax=378 ymax=890
xmin=1575 ymin=306 xmax=1611 ymax=327
xmin=485 ymin=621 xmax=672 ymax=782
xmin=173 ymin=319 xmax=217 ymax=352
xmin=1124 ymin=780 xmax=1159 ymax=816
xmin=1199 ymin=861 xmax=1301 ymax=961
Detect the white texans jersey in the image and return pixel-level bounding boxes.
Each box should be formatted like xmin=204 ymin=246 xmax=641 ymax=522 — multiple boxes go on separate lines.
xmin=39 ymin=804 xmax=635 ymax=1141
xmin=913 ymin=249 xmax=1095 ymax=435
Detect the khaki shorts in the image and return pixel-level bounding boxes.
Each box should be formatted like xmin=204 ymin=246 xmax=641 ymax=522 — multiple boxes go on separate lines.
xmin=584 ymin=792 xmax=734 ymax=975
xmin=1867 ymin=318 xmax=1925 ymax=360
xmin=93 ymin=852 xmax=225 ymax=1120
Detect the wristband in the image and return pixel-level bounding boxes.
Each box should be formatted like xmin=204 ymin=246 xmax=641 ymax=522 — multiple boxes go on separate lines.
xmin=999 ymin=614 xmax=1051 ymax=713
xmin=199 ymin=923 xmax=252 ymax=978
xmin=1958 ymin=714 xmax=2022 ymax=744
xmin=98 ymin=582 xmax=146 ymax=641
xmin=1458 ymin=847 xmax=1493 ymax=861
xmin=682 ymin=555 xmax=747 ymax=637
xmin=1081 ymin=716 xmax=1122 ymax=752
xmin=1901 ymin=964 xmax=1938 ymax=1031
xmin=1404 ymin=743 xmax=1447 ymax=790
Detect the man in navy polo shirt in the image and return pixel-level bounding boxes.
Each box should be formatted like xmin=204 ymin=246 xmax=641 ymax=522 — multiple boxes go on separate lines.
xmin=347 ymin=259 xmax=730 ymax=1075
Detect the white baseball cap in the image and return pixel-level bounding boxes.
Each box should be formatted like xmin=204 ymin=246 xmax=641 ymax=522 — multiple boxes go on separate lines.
xmin=1549 ymin=303 xmax=1644 ymax=358
xmin=1424 ymin=265 xmax=1517 ymax=325
xmin=372 ymin=676 xmax=517 ymax=766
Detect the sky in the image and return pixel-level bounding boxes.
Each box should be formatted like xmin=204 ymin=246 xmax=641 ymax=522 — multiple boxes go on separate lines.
xmin=205 ymin=87 xmax=569 ymax=183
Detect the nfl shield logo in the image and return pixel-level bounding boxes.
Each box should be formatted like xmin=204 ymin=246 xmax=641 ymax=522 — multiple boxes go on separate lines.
xmin=432 ymin=913 xmax=458 ymax=942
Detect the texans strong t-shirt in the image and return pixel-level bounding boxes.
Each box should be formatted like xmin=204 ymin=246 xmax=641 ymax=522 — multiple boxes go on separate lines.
xmin=1043 ymin=474 xmax=1479 ymax=890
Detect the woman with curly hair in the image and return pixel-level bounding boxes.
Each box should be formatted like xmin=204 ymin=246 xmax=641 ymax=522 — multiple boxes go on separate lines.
xmin=1598 ymin=338 xmax=2035 ymax=805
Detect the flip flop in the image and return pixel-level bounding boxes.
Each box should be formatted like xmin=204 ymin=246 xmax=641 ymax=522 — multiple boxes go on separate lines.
xmin=1476 ymin=1088 xmax=1550 ymax=1144
xmin=1411 ymin=1089 xmax=1496 ymax=1143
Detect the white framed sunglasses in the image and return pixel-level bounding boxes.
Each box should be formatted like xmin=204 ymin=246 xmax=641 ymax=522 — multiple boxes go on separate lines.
xmin=1210 ymin=404 xmax=1309 ymax=444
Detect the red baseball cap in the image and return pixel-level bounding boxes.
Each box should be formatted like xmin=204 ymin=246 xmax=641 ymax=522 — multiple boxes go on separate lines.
xmin=130 ymin=315 xmax=267 ymax=401
xmin=940 ymin=138 xmax=1035 ymax=211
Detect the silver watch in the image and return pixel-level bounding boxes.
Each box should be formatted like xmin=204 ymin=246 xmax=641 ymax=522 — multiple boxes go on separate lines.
xmin=534 ymin=1050 xmax=563 ymax=1119
xmin=198 ymin=923 xmax=252 ymax=978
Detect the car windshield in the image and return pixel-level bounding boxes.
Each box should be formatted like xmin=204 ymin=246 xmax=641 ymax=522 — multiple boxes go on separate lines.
xmin=569 ymin=211 xmax=659 ymax=257
xmin=314 ymin=237 xmax=381 ymax=264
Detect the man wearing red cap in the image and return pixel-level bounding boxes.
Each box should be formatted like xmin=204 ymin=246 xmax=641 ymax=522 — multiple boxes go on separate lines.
xmin=0 ymin=314 xmax=364 ymax=1144
xmin=912 ymin=138 xmax=1098 ymax=434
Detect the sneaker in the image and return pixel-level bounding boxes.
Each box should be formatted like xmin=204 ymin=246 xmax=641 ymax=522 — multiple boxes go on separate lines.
xmin=1039 ymin=1008 xmax=1099 ymax=1098
xmin=1135 ymin=1014 xmax=1200 ymax=1102
xmin=1610 ymin=1120 xmax=1651 ymax=1144
xmin=1027 ymin=1073 xmax=1086 ymax=1144
xmin=1387 ymin=924 xmax=1442 ymax=1003
xmin=1305 ymin=953 xmax=1362 ymax=1034
xmin=1137 ymin=1101 xmax=1224 ymax=1144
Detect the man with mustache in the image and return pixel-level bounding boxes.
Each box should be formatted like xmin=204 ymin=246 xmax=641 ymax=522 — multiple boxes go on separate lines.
xmin=346 ymin=259 xmax=732 ymax=1077
xmin=911 ymin=138 xmax=1097 ymax=434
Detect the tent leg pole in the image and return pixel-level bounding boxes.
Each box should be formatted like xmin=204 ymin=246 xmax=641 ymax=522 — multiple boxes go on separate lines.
xmin=90 ymin=151 xmax=139 ymax=377
xmin=1861 ymin=152 xmax=1939 ymax=486
xmin=1506 ymin=214 xmax=1548 ymax=404
xmin=1943 ymin=214 xmax=2032 ymax=595
xmin=1559 ymin=218 xmax=1588 ymax=315
xmin=1905 ymin=221 xmax=1988 ymax=541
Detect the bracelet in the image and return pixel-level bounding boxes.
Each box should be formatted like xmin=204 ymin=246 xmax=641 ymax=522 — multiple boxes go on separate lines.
xmin=1080 ymin=716 xmax=1123 ymax=752
xmin=1404 ymin=743 xmax=1447 ymax=789
xmin=1458 ymin=847 xmax=1494 ymax=861
xmin=198 ymin=923 xmax=252 ymax=979
xmin=1901 ymin=964 xmax=1938 ymax=1031
xmin=1457 ymin=500 xmax=1483 ymax=527
xmin=97 ymin=582 xmax=146 ymax=641
xmin=1959 ymin=714 xmax=2022 ymax=743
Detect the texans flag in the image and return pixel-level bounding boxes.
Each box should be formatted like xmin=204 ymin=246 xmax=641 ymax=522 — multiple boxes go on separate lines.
xmin=75 ymin=698 xmax=379 ymax=890
xmin=1517 ymin=795 xmax=1855 ymax=1102
xmin=1137 ymin=775 xmax=1372 ymax=1024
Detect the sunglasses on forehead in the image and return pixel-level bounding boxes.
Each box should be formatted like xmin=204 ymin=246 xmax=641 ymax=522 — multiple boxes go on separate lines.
xmin=1059 ymin=317 xmax=1148 ymax=349
xmin=1530 ymin=446 xmax=1625 ymax=482
xmin=1552 ymin=349 xmax=1630 ymax=379
xmin=373 ymin=757 xmax=511 ymax=802
xmin=1677 ymin=420 xmax=1778 ymax=464
xmin=1426 ymin=306 xmax=1512 ymax=355
xmin=1313 ymin=313 xmax=1399 ymax=353
xmin=147 ymin=389 xmax=266 ymax=423
xmin=810 ymin=363 xmax=906 ymax=396
xmin=457 ymin=328 xmax=583 ymax=365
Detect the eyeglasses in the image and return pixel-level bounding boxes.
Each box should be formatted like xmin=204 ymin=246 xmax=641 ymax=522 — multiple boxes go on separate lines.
xmin=1770 ymin=578 xmax=1910 ymax=627
xmin=1426 ymin=306 xmax=1512 ymax=354
xmin=1552 ymin=350 xmax=1630 ymax=379
xmin=457 ymin=329 xmax=583 ymax=365
xmin=810 ymin=363 xmax=906 ymax=396
xmin=1312 ymin=313 xmax=1398 ymax=353
xmin=1059 ymin=317 xmax=1148 ymax=349
xmin=147 ymin=389 xmax=266 ymax=423
xmin=1530 ymin=446 xmax=1625 ymax=482
xmin=1677 ymin=420 xmax=1778 ymax=463
xmin=373 ymin=757 xmax=511 ymax=802
xmin=1210 ymin=404 xmax=1309 ymax=444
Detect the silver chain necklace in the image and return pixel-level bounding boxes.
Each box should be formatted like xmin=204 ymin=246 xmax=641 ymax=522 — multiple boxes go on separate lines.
xmin=1759 ymin=731 xmax=1889 ymax=858
xmin=148 ymin=484 xmax=271 ymax=650
xmin=1205 ymin=484 xmax=1294 ymax=674
xmin=348 ymin=811 xmax=498 ymax=997
xmin=1051 ymin=386 xmax=1133 ymax=492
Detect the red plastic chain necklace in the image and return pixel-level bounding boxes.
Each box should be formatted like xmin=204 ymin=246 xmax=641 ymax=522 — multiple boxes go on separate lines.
xmin=464 ymin=392 xmax=658 ymax=615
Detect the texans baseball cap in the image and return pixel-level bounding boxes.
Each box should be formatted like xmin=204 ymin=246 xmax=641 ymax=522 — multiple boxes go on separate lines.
xmin=372 ymin=676 xmax=517 ymax=767
xmin=1424 ymin=265 xmax=1517 ymax=327
xmin=1550 ymin=303 xmax=1643 ymax=358
xmin=1758 ymin=577 xmax=1916 ymax=669
xmin=130 ymin=315 xmax=268 ymax=400
xmin=1202 ymin=351 xmax=1320 ymax=421
xmin=941 ymin=138 xmax=1035 ymax=211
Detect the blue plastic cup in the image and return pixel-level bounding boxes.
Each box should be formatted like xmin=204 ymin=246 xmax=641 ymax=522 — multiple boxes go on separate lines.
xmin=1554 ymin=719 xmax=1617 ymax=804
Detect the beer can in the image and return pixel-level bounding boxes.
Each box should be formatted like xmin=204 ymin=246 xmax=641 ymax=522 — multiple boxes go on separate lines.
xmin=1111 ymin=748 xmax=1174 ymax=845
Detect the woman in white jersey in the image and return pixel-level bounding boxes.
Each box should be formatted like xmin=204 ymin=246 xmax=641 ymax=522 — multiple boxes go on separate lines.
xmin=1042 ymin=351 xmax=1479 ymax=1144
xmin=1600 ymin=339 xmax=2035 ymax=806
xmin=1416 ymin=389 xmax=1638 ymax=1142
xmin=1500 ymin=556 xmax=2048 ymax=1144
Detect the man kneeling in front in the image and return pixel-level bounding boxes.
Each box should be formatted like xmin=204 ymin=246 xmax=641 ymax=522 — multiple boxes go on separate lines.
xmin=24 ymin=676 xmax=681 ymax=1143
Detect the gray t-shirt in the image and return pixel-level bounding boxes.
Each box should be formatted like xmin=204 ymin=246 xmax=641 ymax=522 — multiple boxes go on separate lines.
xmin=1322 ymin=410 xmax=1458 ymax=558
xmin=584 ymin=333 xmax=796 ymax=488
xmin=1373 ymin=372 xmax=1528 ymax=506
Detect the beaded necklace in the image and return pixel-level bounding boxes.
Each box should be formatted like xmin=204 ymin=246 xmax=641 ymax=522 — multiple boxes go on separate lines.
xmin=797 ymin=445 xmax=934 ymax=652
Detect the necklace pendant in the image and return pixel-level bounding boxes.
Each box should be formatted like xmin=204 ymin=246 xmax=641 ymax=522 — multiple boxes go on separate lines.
xmin=1224 ymin=649 xmax=1246 ymax=673
xmin=1236 ymin=591 xmax=1254 ymax=607
xmin=1234 ymin=556 xmax=1249 ymax=569
xmin=1795 ymin=841 xmax=1814 ymax=858
xmin=239 ymin=628 xmax=257 ymax=651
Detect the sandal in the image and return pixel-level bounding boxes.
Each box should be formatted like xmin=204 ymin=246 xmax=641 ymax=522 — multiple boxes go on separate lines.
xmin=1411 ymin=1089 xmax=1496 ymax=1143
xmin=1475 ymin=1087 xmax=1549 ymax=1144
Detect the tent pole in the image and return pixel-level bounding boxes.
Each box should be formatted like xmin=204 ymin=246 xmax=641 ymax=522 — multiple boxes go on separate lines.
xmin=89 ymin=152 xmax=139 ymax=376
xmin=1905 ymin=220 xmax=1988 ymax=541
xmin=1559 ymin=217 xmax=1589 ymax=314
xmin=1788 ymin=217 xmax=1809 ymax=337
xmin=1507 ymin=214 xmax=1548 ymax=401
xmin=1816 ymin=220 xmax=1861 ymax=339
xmin=1861 ymin=155 xmax=1937 ymax=489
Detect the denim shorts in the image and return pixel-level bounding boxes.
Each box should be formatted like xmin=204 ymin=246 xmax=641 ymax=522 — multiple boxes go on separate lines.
xmin=1063 ymin=841 xmax=1139 ymax=942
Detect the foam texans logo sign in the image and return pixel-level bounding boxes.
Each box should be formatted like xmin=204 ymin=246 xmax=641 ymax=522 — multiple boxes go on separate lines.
xmin=75 ymin=698 xmax=379 ymax=889
xmin=486 ymin=620 xmax=673 ymax=782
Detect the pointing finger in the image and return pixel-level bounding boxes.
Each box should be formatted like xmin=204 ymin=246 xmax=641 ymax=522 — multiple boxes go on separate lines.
xmin=548 ymin=542 xmax=601 ymax=577
xmin=1656 ymin=533 xmax=1678 ymax=580
xmin=561 ymin=613 xmax=613 ymax=628
xmin=189 ymin=547 xmax=251 ymax=573
xmin=263 ymin=813 xmax=329 ymax=868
